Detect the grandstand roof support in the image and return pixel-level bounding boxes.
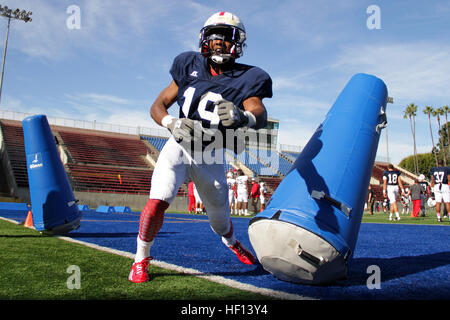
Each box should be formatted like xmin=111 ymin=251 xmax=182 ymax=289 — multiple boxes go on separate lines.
xmin=384 ymin=96 xmax=394 ymax=163
xmin=0 ymin=5 xmax=32 ymax=104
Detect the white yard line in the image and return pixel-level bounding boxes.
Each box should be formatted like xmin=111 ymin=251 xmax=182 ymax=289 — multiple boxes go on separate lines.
xmin=58 ymin=235 xmax=312 ymax=300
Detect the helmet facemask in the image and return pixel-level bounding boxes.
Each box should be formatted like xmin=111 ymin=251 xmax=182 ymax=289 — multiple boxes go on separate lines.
xmin=199 ymin=25 xmax=246 ymax=64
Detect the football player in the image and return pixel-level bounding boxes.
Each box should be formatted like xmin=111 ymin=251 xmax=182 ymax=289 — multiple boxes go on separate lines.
xmin=193 ymin=183 xmax=204 ymax=214
xmin=235 ymin=169 xmax=249 ymax=215
xmin=382 ymin=164 xmax=405 ymax=221
xmin=226 ymin=171 xmax=237 ymax=215
xmin=187 ymin=180 xmax=196 ymax=214
xmin=400 ymin=187 xmax=411 ymax=215
xmin=430 ymin=164 xmax=450 ymax=222
xmin=250 ymin=178 xmax=260 ymax=213
xmin=417 ymin=174 xmax=430 ymax=217
xmin=259 ymin=181 xmax=267 ymax=212
xmin=129 ymin=12 xmax=272 ymax=283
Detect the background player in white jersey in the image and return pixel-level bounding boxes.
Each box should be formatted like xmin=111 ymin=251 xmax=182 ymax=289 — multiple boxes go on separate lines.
xmin=235 ymin=169 xmax=249 ymax=215
xmin=401 ymin=187 xmax=411 ymax=215
xmin=430 ymin=164 xmax=450 ymax=222
xmin=382 ymin=164 xmax=405 ymax=221
xmin=129 ymin=11 xmax=272 ymax=283
xmin=382 ymin=198 xmax=389 ymax=213
xmin=259 ymin=181 xmax=267 ymax=212
xmin=226 ymin=171 xmax=236 ymax=215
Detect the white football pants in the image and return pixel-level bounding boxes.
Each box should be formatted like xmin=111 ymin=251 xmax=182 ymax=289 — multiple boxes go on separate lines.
xmin=149 ymin=137 xmax=230 ymax=236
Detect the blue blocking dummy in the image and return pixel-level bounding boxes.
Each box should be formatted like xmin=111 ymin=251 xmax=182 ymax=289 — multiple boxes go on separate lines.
xmin=248 ymin=73 xmax=388 ymax=284
xmin=23 ymin=115 xmax=81 ymax=234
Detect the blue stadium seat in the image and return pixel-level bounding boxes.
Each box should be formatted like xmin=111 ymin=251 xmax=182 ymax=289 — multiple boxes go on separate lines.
xmin=282 ymin=151 xmax=300 ymax=163
xmin=142 ymin=136 xmax=169 ymax=151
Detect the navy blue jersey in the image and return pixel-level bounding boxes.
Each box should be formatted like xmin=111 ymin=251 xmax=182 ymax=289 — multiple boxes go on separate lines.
xmin=170 ymin=51 xmax=272 ymax=137
xmin=383 ymin=170 xmax=401 ymax=185
xmin=419 ymin=181 xmax=429 ymax=193
xmin=430 ymin=166 xmax=449 ymax=184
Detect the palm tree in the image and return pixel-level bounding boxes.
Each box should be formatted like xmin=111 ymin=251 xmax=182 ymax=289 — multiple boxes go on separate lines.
xmin=403 ymin=103 xmax=418 ymax=174
xmin=433 ymin=107 xmax=447 ymax=166
xmin=423 ymin=106 xmax=438 ymax=166
xmin=443 ymin=105 xmax=450 ymax=161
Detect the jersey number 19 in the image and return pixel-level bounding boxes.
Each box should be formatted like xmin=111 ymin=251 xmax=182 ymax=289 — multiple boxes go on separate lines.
xmin=182 ymin=86 xmax=222 ymax=126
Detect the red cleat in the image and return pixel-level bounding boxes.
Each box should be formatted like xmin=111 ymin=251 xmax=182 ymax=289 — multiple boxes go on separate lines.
xmin=226 ymin=240 xmax=257 ymax=265
xmin=128 ymin=257 xmax=152 ymax=283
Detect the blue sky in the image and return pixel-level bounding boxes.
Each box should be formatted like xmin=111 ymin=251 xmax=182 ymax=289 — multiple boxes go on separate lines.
xmin=1 ymin=0 xmax=450 ymax=165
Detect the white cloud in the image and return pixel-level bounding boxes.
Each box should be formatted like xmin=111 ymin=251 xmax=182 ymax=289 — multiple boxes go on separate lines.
xmin=325 ymin=41 xmax=450 ymax=164
xmin=380 ymin=140 xmax=432 ymax=165
xmin=71 ymin=93 xmax=130 ymax=106
xmin=3 ymin=92 xmax=158 ymax=131
xmin=272 ymin=75 xmax=317 ymax=92
xmin=2 ymin=0 xmax=69 ymax=59
xmin=1 ymin=95 xmax=22 ymax=109
xmin=102 ymin=110 xmax=158 ymax=129
xmin=332 ymin=42 xmax=450 ymax=103
xmin=63 ymin=92 xmax=153 ymax=124
xmin=1 ymin=0 xmax=206 ymax=60
xmin=249 ymin=0 xmax=361 ymax=48
xmin=269 ymin=93 xmax=330 ymax=117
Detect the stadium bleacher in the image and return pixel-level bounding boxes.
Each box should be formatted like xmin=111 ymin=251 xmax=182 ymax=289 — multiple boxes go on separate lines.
xmin=280 ymin=151 xmax=300 ymax=163
xmin=0 ymin=121 xmax=28 ymax=188
xmin=141 ymin=135 xmax=168 ymax=152
xmin=67 ymin=163 xmax=151 ymax=194
xmin=247 ymin=147 xmax=293 ymax=176
xmin=370 ymin=184 xmax=384 ymax=202
xmin=59 ymin=129 xmax=149 ymax=168
xmin=230 ymin=148 xmax=278 ymax=176
xmin=223 ymin=151 xmax=236 ymax=173
xmin=0 ymin=121 xmax=190 ymax=198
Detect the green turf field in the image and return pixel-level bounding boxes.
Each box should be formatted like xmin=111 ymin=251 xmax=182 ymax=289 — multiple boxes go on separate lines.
xmin=0 ymin=219 xmax=274 ymax=300
xmin=229 ymin=208 xmax=448 ymax=225
xmin=360 ymin=209 xmax=449 ymax=225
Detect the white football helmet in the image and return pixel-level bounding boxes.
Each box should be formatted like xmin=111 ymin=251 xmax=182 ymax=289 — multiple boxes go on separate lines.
xmin=418 ymin=174 xmax=425 ymax=182
xmin=427 ymin=197 xmax=436 ymax=208
xmin=199 ymin=11 xmax=246 ymax=64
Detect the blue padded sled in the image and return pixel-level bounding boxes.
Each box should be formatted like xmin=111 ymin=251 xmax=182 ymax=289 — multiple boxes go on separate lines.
xmin=248 ymin=73 xmax=388 ymax=284
xmin=23 ymin=115 xmax=81 ymax=234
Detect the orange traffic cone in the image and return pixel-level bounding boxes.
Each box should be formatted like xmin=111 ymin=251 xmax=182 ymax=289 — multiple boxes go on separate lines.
xmin=24 ymin=211 xmax=34 ymax=228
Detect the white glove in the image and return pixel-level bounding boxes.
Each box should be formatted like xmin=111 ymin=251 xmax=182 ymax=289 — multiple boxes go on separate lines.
xmin=163 ymin=116 xmax=202 ymax=143
xmin=216 ymin=99 xmax=256 ymax=129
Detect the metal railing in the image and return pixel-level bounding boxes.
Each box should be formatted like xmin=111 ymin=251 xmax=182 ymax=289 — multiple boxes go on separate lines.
xmin=0 ymin=109 xmax=170 ymax=138
xmin=0 ymin=108 xmax=391 ymax=163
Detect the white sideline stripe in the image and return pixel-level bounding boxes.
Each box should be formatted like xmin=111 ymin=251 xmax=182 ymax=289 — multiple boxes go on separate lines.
xmin=1 ymin=216 xmax=312 ymax=300
xmin=57 ymin=236 xmax=312 ymax=300
xmin=1 ymin=216 xmax=21 ymax=225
